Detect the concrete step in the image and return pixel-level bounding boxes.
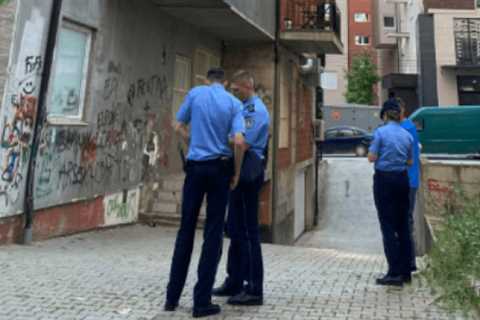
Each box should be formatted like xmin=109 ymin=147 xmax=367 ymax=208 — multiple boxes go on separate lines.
xmin=152 ymin=201 xmax=179 ymax=214
xmin=160 ymin=175 xmax=185 ymax=192
xmin=156 ymin=191 xmax=181 ymax=202
xmin=140 ymin=212 xmax=205 ymax=229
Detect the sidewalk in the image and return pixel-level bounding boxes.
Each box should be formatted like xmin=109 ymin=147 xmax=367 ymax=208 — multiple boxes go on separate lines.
xmin=0 ymin=225 xmax=474 ymax=320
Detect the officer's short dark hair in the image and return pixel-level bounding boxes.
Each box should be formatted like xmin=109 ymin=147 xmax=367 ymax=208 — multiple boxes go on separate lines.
xmin=385 ymin=109 xmax=401 ymax=121
xmin=207 ymin=68 xmax=225 ymax=82
xmin=231 ymin=70 xmax=255 ymax=88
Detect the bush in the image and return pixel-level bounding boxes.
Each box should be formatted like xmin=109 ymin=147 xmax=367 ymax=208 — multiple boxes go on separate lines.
xmin=423 ymin=189 xmax=480 ymax=314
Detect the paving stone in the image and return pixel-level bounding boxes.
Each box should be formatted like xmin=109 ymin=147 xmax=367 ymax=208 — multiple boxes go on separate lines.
xmin=0 ymin=225 xmax=476 ymax=320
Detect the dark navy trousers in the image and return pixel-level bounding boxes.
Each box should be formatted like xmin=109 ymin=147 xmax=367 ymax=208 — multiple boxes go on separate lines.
xmin=166 ymin=159 xmax=233 ymax=307
xmin=407 ymin=188 xmax=418 ymax=271
xmin=224 ymin=172 xmax=264 ymax=296
xmin=373 ymin=170 xmax=412 ymax=276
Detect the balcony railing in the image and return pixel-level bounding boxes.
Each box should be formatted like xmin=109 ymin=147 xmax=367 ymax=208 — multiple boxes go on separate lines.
xmin=454 ymin=18 xmax=480 ymax=66
xmin=282 ymin=0 xmax=341 ymax=39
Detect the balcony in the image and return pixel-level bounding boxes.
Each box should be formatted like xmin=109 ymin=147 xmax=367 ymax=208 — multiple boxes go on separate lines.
xmin=280 ymin=0 xmax=343 ymax=54
xmin=453 ymin=19 xmax=480 ymax=67
xmin=152 ymin=0 xmax=275 ymax=43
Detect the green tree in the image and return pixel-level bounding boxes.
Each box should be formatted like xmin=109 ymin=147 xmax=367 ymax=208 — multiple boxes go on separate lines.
xmin=344 ymin=53 xmax=380 ymax=105
xmin=0 ymin=0 xmax=10 ymax=5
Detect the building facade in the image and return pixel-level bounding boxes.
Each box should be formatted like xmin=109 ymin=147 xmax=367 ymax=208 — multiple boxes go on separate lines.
xmin=323 ymin=0 xmax=380 ymax=107
xmin=0 ymin=0 xmax=342 ymax=245
xmin=374 ymin=0 xmax=480 ymax=112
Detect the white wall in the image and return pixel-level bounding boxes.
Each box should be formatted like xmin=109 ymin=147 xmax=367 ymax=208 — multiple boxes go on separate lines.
xmin=324 ymin=0 xmax=348 ymax=106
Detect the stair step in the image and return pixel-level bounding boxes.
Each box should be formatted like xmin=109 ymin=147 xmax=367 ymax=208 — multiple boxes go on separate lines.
xmin=140 ymin=212 xmax=205 ymax=229
xmin=153 ymin=202 xmax=178 ymax=213
xmin=156 ymin=191 xmax=180 ymax=202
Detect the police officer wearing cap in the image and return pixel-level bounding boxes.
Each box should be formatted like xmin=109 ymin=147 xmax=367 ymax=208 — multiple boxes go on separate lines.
xmin=213 ymin=70 xmax=270 ymax=306
xmin=368 ymin=98 xmax=414 ymax=287
xmin=164 ymin=68 xmax=246 ymax=318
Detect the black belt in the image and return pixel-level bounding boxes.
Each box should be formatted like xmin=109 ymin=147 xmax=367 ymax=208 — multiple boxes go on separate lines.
xmin=375 ymin=170 xmax=407 ymax=177
xmin=187 ymin=157 xmax=232 ymax=166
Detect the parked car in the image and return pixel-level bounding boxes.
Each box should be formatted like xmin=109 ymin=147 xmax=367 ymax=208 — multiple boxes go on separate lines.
xmin=410 ymin=106 xmax=480 ymax=155
xmin=319 ymin=126 xmax=373 ymax=156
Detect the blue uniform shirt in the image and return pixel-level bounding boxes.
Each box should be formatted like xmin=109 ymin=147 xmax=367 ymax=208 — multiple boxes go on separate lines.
xmin=401 ymin=119 xmax=420 ymax=188
xmin=176 ymin=83 xmax=245 ymax=161
xmin=369 ymin=121 xmax=413 ymax=172
xmin=242 ymin=96 xmax=270 ymax=158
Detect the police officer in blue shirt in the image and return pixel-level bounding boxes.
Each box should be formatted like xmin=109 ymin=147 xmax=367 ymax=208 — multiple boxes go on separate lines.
xmin=164 ymin=68 xmax=246 ymax=318
xmin=368 ymin=98 xmax=414 ymax=287
xmin=398 ymin=97 xmax=420 ymax=273
xmin=213 ymin=70 xmax=270 ymax=306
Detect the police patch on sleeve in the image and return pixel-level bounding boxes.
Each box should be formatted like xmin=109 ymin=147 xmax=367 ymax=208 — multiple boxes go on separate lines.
xmin=245 ymin=117 xmax=255 ymax=129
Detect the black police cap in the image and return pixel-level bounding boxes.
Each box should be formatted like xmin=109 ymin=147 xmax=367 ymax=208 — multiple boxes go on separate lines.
xmin=380 ymin=98 xmax=401 ymax=119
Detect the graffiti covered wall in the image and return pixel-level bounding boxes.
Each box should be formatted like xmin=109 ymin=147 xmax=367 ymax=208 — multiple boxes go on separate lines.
xmin=0 ymin=1 xmax=51 ymax=216
xmin=0 ymin=0 xmax=222 ymax=218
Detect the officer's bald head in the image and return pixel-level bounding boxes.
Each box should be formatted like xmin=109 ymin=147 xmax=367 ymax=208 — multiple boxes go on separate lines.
xmin=231 ymin=70 xmax=255 ymax=100
xmin=231 ymin=70 xmax=255 ymax=89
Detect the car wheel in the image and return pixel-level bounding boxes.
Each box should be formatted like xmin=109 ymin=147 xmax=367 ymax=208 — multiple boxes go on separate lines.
xmin=355 ymin=145 xmax=367 ymax=157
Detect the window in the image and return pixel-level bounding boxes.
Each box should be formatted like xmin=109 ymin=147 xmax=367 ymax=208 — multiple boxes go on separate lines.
xmin=355 ymin=35 xmax=370 ymax=46
xmin=354 ymin=13 xmax=369 ymax=23
xmin=279 ymin=69 xmax=290 ymax=148
xmin=173 ymin=55 xmax=191 ymax=116
xmin=325 ymin=129 xmax=337 ymax=139
xmin=48 ymin=21 xmax=92 ymax=121
xmin=337 ymin=128 xmax=355 ymax=137
xmin=193 ymin=49 xmax=220 ymax=86
xmin=384 ymin=16 xmax=395 ymax=28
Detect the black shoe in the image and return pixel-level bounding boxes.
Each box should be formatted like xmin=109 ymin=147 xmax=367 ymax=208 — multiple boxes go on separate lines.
xmin=164 ymin=300 xmax=178 ymax=312
xmin=212 ymin=283 xmax=242 ymax=297
xmin=402 ymin=274 xmax=412 ymax=284
xmin=375 ymin=274 xmax=403 ymax=287
xmin=192 ymin=303 xmax=221 ymax=318
xmin=227 ymin=292 xmax=263 ymax=306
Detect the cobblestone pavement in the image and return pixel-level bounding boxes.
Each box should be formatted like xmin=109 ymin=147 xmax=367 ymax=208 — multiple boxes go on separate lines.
xmin=0 ymin=225 xmax=476 ymax=320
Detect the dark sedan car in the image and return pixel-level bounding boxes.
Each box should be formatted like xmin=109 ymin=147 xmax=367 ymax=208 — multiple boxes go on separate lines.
xmin=318 ymin=126 xmax=374 ymax=156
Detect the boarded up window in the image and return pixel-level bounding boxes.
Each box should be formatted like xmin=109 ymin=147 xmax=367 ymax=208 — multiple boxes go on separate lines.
xmin=173 ymin=55 xmax=191 ymax=116
xmin=48 ymin=21 xmax=92 ymax=120
xmin=194 ymin=49 xmax=220 ymax=86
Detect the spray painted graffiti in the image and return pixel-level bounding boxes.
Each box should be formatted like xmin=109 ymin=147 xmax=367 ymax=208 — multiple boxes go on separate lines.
xmin=103 ymin=188 xmax=139 ymax=226
xmin=127 ymin=74 xmax=169 ymax=107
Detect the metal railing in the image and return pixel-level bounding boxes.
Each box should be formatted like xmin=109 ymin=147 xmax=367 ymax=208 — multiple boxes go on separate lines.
xmin=282 ymin=0 xmax=341 ymax=39
xmin=454 ymin=18 xmax=480 ymax=66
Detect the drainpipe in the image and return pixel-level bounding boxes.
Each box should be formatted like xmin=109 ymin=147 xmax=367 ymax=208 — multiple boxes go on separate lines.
xmin=271 ymin=0 xmax=281 ymax=243
xmin=23 ymin=0 xmax=63 ymax=244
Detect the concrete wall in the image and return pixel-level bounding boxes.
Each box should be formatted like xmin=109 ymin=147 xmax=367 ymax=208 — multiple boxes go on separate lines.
xmin=0 ymin=0 xmax=221 ymax=224
xmin=432 ymin=9 xmax=480 ymax=106
xmin=223 ymin=0 xmax=276 ymax=39
xmin=0 ymin=0 xmax=53 ymax=217
xmin=399 ymin=1 xmax=423 ymax=74
xmin=416 ymin=158 xmax=480 ymax=254
xmin=324 ymin=0 xmax=348 ymax=106
xmin=372 ymin=0 xmax=396 ymax=48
